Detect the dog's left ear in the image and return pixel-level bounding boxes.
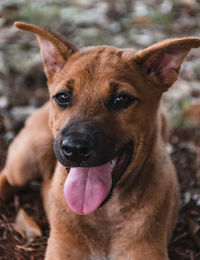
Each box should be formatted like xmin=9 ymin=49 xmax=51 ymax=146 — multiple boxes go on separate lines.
xmin=14 ymin=22 xmax=78 ymax=84
xmin=133 ymin=38 xmax=200 ymax=91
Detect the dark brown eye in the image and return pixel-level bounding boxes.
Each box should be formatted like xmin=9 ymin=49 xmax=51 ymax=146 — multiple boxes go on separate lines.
xmin=112 ymin=94 xmax=134 ymax=110
xmin=54 ymin=92 xmax=72 ymax=108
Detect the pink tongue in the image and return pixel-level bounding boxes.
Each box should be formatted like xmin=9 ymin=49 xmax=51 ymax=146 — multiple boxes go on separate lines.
xmin=64 ymin=164 xmax=112 ymax=215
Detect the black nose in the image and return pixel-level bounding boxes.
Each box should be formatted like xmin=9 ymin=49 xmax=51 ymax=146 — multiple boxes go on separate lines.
xmin=61 ymin=135 xmax=94 ymax=163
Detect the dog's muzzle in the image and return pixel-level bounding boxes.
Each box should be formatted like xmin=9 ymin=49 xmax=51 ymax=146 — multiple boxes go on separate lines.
xmin=54 ymin=120 xmax=133 ymax=215
xmin=54 ymin=120 xmax=116 ymax=167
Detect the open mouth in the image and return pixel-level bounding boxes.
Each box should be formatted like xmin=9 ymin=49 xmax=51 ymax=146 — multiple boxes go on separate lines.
xmin=63 ymin=142 xmax=133 ymax=215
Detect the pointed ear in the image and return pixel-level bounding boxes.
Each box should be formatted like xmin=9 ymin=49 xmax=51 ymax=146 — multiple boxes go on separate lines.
xmin=14 ymin=22 xmax=78 ymax=83
xmin=133 ymin=38 xmax=200 ymax=91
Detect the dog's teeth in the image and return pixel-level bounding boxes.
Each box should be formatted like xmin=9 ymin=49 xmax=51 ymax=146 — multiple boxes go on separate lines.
xmin=110 ymin=158 xmax=117 ymax=170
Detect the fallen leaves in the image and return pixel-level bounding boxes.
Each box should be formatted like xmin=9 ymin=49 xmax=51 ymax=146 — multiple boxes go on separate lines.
xmin=184 ymin=104 xmax=200 ymax=128
xmin=188 ymin=217 xmax=200 ymax=249
xmin=14 ymin=208 xmax=42 ymax=243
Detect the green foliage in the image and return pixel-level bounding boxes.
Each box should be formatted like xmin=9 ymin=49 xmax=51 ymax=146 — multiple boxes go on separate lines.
xmin=169 ymin=97 xmax=193 ymax=129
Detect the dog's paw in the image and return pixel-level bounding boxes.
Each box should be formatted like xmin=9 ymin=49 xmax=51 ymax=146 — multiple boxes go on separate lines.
xmin=0 ymin=172 xmax=18 ymax=201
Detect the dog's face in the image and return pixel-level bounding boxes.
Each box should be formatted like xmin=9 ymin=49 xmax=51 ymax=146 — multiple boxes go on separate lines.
xmin=50 ymin=47 xmax=164 ymax=215
xmin=15 ymin=22 xmax=200 ymax=215
xmin=51 ymin=46 xmax=158 ymax=168
xmin=50 ymin=47 xmax=146 ymax=215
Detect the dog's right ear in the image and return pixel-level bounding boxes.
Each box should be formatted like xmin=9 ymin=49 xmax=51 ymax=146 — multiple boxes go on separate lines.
xmin=133 ymin=37 xmax=200 ymax=92
xmin=14 ymin=22 xmax=78 ymax=84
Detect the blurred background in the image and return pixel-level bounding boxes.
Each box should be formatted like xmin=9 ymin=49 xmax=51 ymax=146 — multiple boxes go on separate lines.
xmin=0 ymin=0 xmax=200 ymax=259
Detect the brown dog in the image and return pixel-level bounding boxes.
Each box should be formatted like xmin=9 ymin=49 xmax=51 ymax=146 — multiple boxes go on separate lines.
xmin=0 ymin=22 xmax=200 ymax=259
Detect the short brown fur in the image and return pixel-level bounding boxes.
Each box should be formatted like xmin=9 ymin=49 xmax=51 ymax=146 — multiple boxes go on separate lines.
xmin=0 ymin=22 xmax=200 ymax=259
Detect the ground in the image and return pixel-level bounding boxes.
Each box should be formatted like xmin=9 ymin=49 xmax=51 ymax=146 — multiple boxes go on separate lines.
xmin=0 ymin=0 xmax=200 ymax=259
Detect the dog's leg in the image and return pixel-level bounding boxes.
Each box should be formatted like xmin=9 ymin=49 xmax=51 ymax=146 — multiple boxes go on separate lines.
xmin=42 ymin=178 xmax=88 ymax=260
xmin=117 ymin=248 xmax=169 ymax=260
xmin=45 ymin=231 xmax=87 ymax=260
xmin=0 ymin=173 xmax=20 ymax=201
xmin=0 ymin=103 xmax=55 ymax=201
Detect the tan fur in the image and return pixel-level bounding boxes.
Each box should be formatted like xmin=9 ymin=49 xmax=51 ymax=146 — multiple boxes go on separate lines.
xmin=0 ymin=22 xmax=200 ymax=259
xmin=0 ymin=103 xmax=55 ymax=198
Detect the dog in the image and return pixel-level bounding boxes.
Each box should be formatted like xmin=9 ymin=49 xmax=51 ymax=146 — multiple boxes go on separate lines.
xmin=0 ymin=22 xmax=200 ymax=259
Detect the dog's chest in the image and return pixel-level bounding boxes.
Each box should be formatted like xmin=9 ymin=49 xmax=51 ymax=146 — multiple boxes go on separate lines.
xmin=74 ymin=212 xmax=131 ymax=259
xmin=88 ymin=256 xmax=115 ymax=260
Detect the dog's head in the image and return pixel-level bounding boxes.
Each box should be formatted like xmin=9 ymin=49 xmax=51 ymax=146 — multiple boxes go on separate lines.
xmin=15 ymin=22 xmax=200 ymax=215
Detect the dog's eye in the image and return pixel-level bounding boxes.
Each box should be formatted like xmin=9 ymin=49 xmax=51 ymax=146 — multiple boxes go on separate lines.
xmin=112 ymin=94 xmax=134 ymax=109
xmin=54 ymin=92 xmax=72 ymax=108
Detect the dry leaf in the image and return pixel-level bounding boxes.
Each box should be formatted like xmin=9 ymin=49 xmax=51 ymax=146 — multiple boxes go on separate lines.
xmin=14 ymin=208 xmax=42 ymax=242
xmin=184 ymin=104 xmax=200 ymax=127
xmin=188 ymin=217 xmax=200 ymax=249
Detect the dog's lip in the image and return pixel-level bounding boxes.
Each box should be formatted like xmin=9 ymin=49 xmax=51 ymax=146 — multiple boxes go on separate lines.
xmin=98 ymin=141 xmax=133 ymax=207
xmin=110 ymin=141 xmax=133 ymax=181
xmin=65 ymin=141 xmax=133 ymax=179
